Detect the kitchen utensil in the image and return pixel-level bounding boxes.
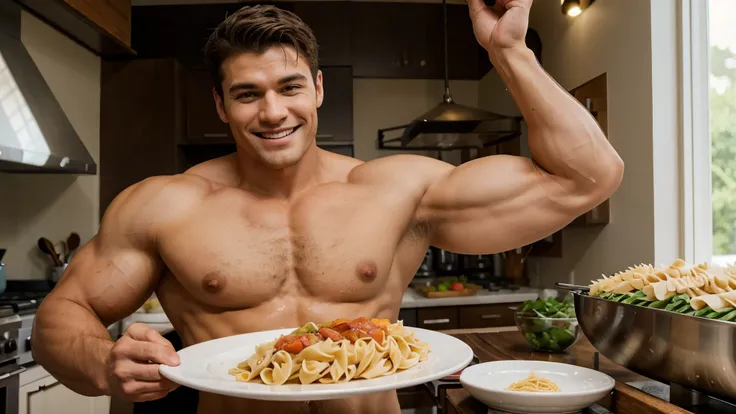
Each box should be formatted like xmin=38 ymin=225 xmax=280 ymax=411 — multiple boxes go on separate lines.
xmin=66 ymin=232 xmax=81 ymax=261
xmin=557 ymin=282 xmax=736 ymax=403
xmin=416 ymin=248 xmax=434 ymax=277
xmin=51 ymin=264 xmax=68 ymax=283
xmin=38 ymin=237 xmax=62 ymax=266
xmin=435 ymin=248 xmax=459 ymax=274
xmin=59 ymin=240 xmax=67 ymax=262
xmin=459 ymin=360 xmax=615 ymax=413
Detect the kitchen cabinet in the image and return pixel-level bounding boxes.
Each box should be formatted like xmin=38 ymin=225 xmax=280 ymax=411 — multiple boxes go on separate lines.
xmin=16 ymin=0 xmax=135 ymax=56
xmin=350 ymin=2 xmax=444 ymax=79
xmin=130 ymin=1 xmax=491 ymax=80
xmin=183 ymin=68 xmax=230 ymax=142
xmin=131 ymin=2 xmax=295 ymax=67
xmin=20 ymin=366 xmax=110 ymax=414
xmin=316 ymin=66 xmax=353 ymax=142
xmin=401 ymin=302 xmax=523 ymax=331
xmin=100 ymin=58 xmax=181 ymax=218
xmin=457 ymin=303 xmax=516 ymax=329
xmin=417 ymin=307 xmax=459 ymax=330
xmin=293 ymin=2 xmax=352 ymax=67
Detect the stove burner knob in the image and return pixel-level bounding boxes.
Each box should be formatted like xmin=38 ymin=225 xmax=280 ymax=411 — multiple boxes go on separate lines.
xmin=4 ymin=339 xmax=17 ymax=354
xmin=26 ymin=336 xmax=31 ymax=352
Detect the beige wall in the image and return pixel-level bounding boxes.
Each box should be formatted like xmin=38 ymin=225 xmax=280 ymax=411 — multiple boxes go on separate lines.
xmin=478 ymin=0 xmax=659 ymax=287
xmin=353 ymin=78 xmax=479 ymax=165
xmin=0 ymin=12 xmax=100 ymax=280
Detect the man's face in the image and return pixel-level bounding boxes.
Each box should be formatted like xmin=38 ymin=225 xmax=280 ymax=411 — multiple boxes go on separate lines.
xmin=214 ymin=46 xmax=323 ymax=169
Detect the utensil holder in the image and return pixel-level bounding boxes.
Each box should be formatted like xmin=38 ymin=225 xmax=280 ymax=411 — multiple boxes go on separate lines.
xmin=51 ymin=263 xmax=68 ymax=282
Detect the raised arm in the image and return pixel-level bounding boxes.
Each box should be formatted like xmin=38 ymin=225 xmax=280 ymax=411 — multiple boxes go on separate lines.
xmin=31 ymin=176 xmax=196 ymax=401
xmin=415 ymin=0 xmax=623 ymax=254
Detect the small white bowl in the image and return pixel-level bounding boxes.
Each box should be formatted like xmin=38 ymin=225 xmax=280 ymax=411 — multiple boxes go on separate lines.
xmin=459 ymin=360 xmax=615 ymax=413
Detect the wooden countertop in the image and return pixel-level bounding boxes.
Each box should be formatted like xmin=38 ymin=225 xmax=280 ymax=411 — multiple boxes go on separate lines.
xmin=445 ymin=330 xmax=692 ymax=414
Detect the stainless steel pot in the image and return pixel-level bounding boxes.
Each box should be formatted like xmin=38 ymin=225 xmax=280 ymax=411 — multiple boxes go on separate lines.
xmin=557 ymin=282 xmax=736 ymax=403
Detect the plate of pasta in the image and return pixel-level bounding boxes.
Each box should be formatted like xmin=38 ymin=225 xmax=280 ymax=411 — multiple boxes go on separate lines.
xmin=159 ymin=317 xmax=473 ymax=401
xmin=459 ymin=361 xmax=615 ymax=413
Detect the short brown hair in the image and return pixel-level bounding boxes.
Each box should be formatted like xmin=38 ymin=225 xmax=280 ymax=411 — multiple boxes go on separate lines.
xmin=204 ymin=5 xmax=319 ymax=97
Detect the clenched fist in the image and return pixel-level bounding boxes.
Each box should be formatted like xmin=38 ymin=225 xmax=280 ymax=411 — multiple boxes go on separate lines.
xmin=468 ymin=0 xmax=533 ymax=53
xmin=104 ymin=323 xmax=181 ymax=402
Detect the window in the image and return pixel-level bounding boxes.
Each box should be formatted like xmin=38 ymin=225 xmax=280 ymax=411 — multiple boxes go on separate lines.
xmin=709 ymin=0 xmax=736 ymax=265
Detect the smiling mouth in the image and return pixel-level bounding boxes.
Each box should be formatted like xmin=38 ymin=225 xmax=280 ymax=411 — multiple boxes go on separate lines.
xmin=254 ymin=125 xmax=301 ymax=140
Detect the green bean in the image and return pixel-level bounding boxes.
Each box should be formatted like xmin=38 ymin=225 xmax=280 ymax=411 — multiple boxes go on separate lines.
xmin=719 ymin=310 xmax=736 ymax=321
xmin=649 ymin=296 xmax=675 ymax=309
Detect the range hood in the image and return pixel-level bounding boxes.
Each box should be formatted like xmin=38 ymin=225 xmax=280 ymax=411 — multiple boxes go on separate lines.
xmin=0 ymin=1 xmax=96 ymax=174
xmin=377 ymin=0 xmax=522 ymax=151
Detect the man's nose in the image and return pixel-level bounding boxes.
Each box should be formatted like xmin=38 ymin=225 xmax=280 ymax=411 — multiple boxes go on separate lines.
xmin=258 ymin=91 xmax=288 ymax=125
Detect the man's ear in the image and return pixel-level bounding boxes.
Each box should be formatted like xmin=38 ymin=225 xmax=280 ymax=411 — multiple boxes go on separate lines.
xmin=315 ymin=70 xmax=324 ymax=109
xmin=213 ymin=87 xmax=229 ymax=123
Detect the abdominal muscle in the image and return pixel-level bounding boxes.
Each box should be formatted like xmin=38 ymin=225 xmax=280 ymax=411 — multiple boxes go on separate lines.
xmin=155 ymin=274 xmax=404 ymax=414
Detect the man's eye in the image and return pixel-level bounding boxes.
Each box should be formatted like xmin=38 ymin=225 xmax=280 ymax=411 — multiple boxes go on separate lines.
xmin=283 ymin=85 xmax=301 ymax=92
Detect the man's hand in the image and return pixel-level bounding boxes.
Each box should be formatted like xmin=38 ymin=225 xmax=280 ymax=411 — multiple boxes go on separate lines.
xmin=468 ymin=0 xmax=532 ymax=53
xmin=105 ymin=323 xmax=181 ymax=402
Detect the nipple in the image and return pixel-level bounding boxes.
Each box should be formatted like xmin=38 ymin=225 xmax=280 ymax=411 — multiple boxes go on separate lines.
xmin=202 ymin=271 xmax=227 ymax=293
xmin=356 ymin=260 xmax=378 ymax=281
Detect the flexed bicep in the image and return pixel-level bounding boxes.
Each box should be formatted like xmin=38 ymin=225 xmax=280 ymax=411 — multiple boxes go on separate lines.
xmin=416 ymin=154 xmax=593 ymax=255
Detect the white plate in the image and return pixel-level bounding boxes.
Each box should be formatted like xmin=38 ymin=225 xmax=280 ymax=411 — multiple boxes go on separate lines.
xmin=459 ymin=360 xmax=615 ymax=413
xmin=159 ymin=327 xmax=473 ymax=401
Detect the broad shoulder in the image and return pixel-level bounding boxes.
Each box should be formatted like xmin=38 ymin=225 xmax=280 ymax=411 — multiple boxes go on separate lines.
xmin=101 ymin=173 xmax=213 ymax=239
xmin=348 ymin=154 xmax=454 ymax=191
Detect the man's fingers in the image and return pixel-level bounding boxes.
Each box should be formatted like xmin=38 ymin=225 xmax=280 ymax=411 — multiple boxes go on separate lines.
xmin=134 ymin=390 xmax=171 ymax=402
xmin=127 ymin=341 xmax=180 ymax=366
xmin=126 ymin=324 xmax=175 ymax=349
xmin=130 ymin=364 xmax=181 ymax=391
xmin=117 ymin=361 xmax=168 ymax=381
xmin=121 ymin=379 xmax=174 ymax=397
xmin=124 ymin=323 xmax=152 ymax=340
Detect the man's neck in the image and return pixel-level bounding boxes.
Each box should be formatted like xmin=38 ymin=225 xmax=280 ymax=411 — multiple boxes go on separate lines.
xmin=234 ymin=144 xmax=323 ymax=199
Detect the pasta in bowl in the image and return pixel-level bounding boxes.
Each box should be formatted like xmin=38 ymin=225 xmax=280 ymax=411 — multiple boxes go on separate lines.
xmin=228 ymin=317 xmax=430 ymax=385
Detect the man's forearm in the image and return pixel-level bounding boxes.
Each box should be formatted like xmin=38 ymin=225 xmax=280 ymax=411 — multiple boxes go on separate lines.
xmin=32 ymin=298 xmax=113 ymax=396
xmin=491 ymin=46 xmax=623 ymax=191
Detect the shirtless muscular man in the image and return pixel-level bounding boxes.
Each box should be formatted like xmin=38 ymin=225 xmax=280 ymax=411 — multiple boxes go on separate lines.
xmin=31 ymin=0 xmax=624 ymax=413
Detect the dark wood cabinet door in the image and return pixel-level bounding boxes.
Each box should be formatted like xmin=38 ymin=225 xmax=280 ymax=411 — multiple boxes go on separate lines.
xmin=317 ymin=66 xmax=353 ymax=142
xmin=351 ymin=3 xmax=481 ymax=80
xmin=350 ymin=2 xmax=407 ymax=78
xmin=294 ymin=2 xmax=352 ymax=67
xmin=457 ymin=303 xmax=520 ymax=329
xmin=448 ymin=5 xmax=483 ymax=80
xmin=183 ymin=69 xmax=231 ymax=142
xmin=417 ymin=307 xmax=458 ymax=330
xmin=100 ymin=58 xmax=180 ymax=217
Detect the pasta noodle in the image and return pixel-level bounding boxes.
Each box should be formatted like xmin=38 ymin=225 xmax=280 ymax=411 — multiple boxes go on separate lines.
xmin=506 ymin=372 xmax=561 ymax=392
xmin=588 ymin=259 xmax=736 ymax=313
xmin=228 ymin=317 xmax=430 ymax=385
xmin=588 ymin=258 xmax=736 ymax=301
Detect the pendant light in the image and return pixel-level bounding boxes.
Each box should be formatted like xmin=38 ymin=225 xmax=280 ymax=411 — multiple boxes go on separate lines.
xmin=377 ymin=0 xmax=522 ymax=151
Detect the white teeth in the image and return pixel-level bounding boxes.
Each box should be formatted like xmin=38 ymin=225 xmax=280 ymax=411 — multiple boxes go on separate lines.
xmin=260 ymin=128 xmax=294 ymax=139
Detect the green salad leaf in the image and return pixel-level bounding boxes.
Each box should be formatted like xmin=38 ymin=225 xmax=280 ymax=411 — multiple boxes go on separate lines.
xmin=519 ymin=295 xmax=575 ymax=318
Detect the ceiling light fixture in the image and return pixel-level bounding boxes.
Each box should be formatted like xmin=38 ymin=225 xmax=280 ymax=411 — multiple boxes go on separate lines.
xmin=376 ymin=0 xmax=522 ymax=152
xmin=561 ymin=0 xmax=594 ymax=17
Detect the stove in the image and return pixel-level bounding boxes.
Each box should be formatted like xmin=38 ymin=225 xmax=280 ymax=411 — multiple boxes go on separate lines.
xmin=0 ymin=291 xmax=47 ymax=317
xmin=0 ymin=290 xmax=49 ymax=365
